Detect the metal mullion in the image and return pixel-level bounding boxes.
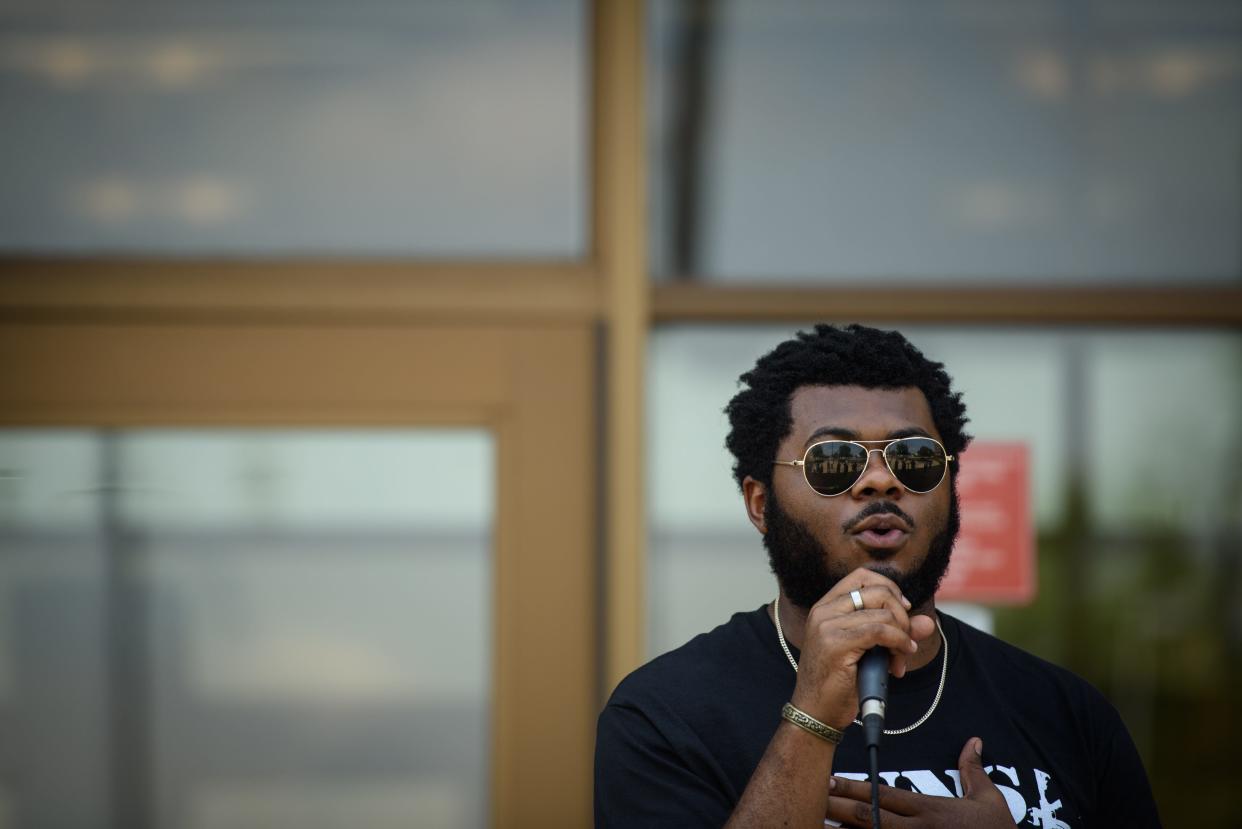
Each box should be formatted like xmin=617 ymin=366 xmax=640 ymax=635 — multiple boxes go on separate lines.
xmin=651 ymin=282 xmax=1242 ymax=326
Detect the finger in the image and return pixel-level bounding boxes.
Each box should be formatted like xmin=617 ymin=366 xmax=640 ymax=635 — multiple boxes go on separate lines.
xmin=909 ymin=612 xmax=937 ymax=641
xmin=825 ymin=795 xmax=911 ymax=829
xmin=834 ymin=585 xmax=913 ymax=631
xmin=898 ymin=613 xmax=939 ymax=678
xmin=957 ymin=737 xmax=996 ymax=801
xmin=809 ymin=579 xmax=914 ymax=638
xmin=810 ymin=583 xmax=913 ymax=644
xmin=829 ymin=775 xmax=921 ymax=817
xmin=831 ymin=609 xmax=918 ymax=676
xmin=812 ymin=618 xmax=918 ymax=681
xmin=839 ymin=583 xmax=911 ymax=612
xmin=826 ymin=615 xmax=919 ymax=656
xmin=814 ymin=567 xmax=909 ymax=611
xmin=843 ymin=569 xmax=910 ymax=607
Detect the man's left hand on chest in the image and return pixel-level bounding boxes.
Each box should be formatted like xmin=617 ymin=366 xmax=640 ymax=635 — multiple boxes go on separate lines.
xmin=826 ymin=737 xmax=1015 ymax=828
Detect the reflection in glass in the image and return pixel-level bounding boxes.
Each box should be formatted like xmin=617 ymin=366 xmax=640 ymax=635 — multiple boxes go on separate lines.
xmin=0 ymin=0 xmax=585 ymax=256
xmin=0 ymin=429 xmax=493 ymax=828
xmin=650 ymin=0 xmax=1241 ymax=282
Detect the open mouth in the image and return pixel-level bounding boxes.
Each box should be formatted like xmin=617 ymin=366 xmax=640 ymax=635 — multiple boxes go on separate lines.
xmin=848 ymin=513 xmax=912 ymax=553
xmin=853 ymin=527 xmax=909 ymax=551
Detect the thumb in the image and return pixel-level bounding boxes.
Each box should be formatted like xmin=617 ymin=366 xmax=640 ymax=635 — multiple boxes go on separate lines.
xmin=957 ymin=737 xmax=993 ymax=800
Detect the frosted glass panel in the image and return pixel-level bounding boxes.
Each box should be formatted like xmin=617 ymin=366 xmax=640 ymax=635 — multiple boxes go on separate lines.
xmin=1087 ymin=334 xmax=1242 ymax=531
xmin=649 ymin=0 xmax=1242 ymax=282
xmin=0 ymin=429 xmax=493 ymax=829
xmin=646 ymin=326 xmax=1242 ymax=655
xmin=0 ymin=432 xmax=101 ymax=529
xmin=0 ymin=0 xmax=585 ymax=256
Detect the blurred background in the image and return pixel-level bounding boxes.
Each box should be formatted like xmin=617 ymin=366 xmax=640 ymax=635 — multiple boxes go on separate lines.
xmin=1 ymin=1 xmax=1239 ymax=827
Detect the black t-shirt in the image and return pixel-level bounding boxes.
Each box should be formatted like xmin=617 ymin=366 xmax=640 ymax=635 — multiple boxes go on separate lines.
xmin=595 ymin=607 xmax=1160 ymax=828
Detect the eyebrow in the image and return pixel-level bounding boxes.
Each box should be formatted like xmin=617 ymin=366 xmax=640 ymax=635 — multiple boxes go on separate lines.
xmin=802 ymin=425 xmax=934 ymax=448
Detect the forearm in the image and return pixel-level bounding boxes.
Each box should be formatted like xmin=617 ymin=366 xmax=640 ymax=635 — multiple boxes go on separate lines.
xmin=725 ymin=721 xmax=835 ymax=828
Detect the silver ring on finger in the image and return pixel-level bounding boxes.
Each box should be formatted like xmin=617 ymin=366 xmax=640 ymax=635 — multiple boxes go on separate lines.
xmin=849 ymin=589 xmax=865 ymax=611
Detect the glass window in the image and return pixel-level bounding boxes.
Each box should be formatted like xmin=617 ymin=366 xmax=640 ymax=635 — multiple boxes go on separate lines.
xmin=647 ymin=325 xmax=1074 ymax=655
xmin=0 ymin=0 xmax=586 ymax=257
xmin=647 ymin=324 xmax=1242 ymax=824
xmin=0 ymin=429 xmax=493 ymax=828
xmin=648 ymin=0 xmax=1242 ymax=282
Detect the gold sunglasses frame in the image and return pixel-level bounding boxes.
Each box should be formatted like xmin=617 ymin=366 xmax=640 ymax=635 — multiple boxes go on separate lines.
xmin=773 ymin=436 xmax=955 ymax=497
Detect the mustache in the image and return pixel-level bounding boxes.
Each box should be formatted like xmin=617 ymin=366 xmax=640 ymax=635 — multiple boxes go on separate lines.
xmin=842 ymin=500 xmax=916 ymax=533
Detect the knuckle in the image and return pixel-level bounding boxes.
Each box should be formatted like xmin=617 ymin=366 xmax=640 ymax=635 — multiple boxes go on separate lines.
xmin=866 ymin=568 xmax=896 ymax=586
xmin=810 ymin=605 xmax=837 ymax=627
xmin=872 ymin=623 xmax=904 ymax=644
xmin=862 ymin=588 xmax=889 ymax=608
xmin=863 ymin=621 xmax=894 ymax=642
xmin=854 ymin=567 xmax=875 ymax=582
xmin=861 ymin=608 xmax=899 ymax=630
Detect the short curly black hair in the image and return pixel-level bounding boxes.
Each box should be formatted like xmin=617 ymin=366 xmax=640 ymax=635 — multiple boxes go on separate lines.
xmin=724 ymin=324 xmax=971 ymax=491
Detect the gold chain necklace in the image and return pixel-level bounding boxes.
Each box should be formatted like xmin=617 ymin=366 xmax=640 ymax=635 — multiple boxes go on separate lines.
xmin=772 ymin=594 xmax=948 ymax=735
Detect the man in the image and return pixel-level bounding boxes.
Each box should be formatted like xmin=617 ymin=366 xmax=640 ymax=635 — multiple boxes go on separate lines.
xmin=595 ymin=324 xmax=1160 ymax=828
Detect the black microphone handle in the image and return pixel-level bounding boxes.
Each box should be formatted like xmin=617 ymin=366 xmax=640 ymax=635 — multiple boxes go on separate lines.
xmin=857 ymin=646 xmax=889 ymax=750
xmin=858 ymin=646 xmax=889 ymax=829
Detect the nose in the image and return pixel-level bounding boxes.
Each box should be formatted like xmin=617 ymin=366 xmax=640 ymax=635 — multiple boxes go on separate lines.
xmin=850 ymin=447 xmax=902 ymax=497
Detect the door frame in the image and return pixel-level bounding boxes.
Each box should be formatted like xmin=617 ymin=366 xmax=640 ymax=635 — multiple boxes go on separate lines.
xmin=0 ymin=320 xmax=599 ymax=826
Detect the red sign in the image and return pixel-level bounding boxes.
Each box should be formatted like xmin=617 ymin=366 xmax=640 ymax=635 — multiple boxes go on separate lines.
xmin=937 ymin=442 xmax=1035 ymax=604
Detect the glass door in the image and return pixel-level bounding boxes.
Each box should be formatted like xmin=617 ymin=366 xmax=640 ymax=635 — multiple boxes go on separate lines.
xmin=0 ymin=321 xmax=598 ymax=828
xmin=1 ymin=429 xmax=494 ymax=828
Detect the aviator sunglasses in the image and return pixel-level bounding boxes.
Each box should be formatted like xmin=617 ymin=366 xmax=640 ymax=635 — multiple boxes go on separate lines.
xmin=773 ymin=436 xmax=955 ymax=496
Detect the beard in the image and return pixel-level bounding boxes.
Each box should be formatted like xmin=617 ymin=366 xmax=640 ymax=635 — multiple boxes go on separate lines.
xmin=762 ymin=485 xmax=960 ymax=611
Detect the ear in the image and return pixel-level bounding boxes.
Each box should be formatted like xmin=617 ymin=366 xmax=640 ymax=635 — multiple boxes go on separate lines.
xmin=742 ymin=476 xmax=768 ymax=534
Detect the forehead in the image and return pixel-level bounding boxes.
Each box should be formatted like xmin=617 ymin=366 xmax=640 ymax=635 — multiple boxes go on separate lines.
xmin=786 ymin=385 xmax=938 ymax=442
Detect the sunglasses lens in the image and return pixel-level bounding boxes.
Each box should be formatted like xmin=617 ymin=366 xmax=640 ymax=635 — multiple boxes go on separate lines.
xmin=803 ymin=441 xmax=870 ymax=495
xmin=884 ymin=438 xmax=949 ymax=493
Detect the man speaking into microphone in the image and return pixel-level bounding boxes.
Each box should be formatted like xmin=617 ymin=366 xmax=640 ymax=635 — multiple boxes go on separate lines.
xmin=594 ymin=324 xmax=1161 ymax=828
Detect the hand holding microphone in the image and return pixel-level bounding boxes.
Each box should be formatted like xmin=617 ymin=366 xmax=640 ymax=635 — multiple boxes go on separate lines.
xmin=785 ymin=568 xmax=933 ymax=736
xmin=781 ymin=570 xmax=936 ymax=829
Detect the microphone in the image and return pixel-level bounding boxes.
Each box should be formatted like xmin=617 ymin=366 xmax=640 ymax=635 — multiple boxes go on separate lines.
xmin=857 ymin=647 xmax=889 ymax=829
xmin=857 ymin=646 xmax=889 ymax=748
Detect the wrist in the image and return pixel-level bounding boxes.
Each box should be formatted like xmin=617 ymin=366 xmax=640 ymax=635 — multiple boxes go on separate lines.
xmin=781 ymin=702 xmax=845 ymax=745
xmin=790 ymin=687 xmax=853 ymax=732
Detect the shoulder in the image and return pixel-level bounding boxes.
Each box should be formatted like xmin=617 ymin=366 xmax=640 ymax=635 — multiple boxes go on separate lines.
xmin=944 ymin=614 xmax=1160 ymax=824
xmin=595 ymin=605 xmax=785 ymax=809
xmin=948 ymin=613 xmax=1092 ymax=684
xmin=599 ymin=605 xmax=786 ymax=751
xmin=944 ymin=611 xmax=1125 ymax=729
xmin=595 ymin=613 xmax=776 ymax=826
xmin=605 ymin=606 xmax=774 ymax=714
xmin=948 ymin=613 xmax=1098 ymax=692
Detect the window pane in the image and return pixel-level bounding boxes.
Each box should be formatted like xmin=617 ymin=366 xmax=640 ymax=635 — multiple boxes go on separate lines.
xmin=647 ymin=325 xmax=1070 ymax=654
xmin=647 ymin=325 xmax=1242 ymax=824
xmin=649 ymin=0 xmax=1242 ymax=282
xmin=1087 ymin=333 xmax=1242 ymax=531
xmin=0 ymin=429 xmax=493 ymax=829
xmin=0 ymin=1 xmax=586 ymax=256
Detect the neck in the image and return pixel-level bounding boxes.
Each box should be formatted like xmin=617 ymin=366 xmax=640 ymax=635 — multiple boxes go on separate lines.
xmin=773 ymin=590 xmax=942 ymax=673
